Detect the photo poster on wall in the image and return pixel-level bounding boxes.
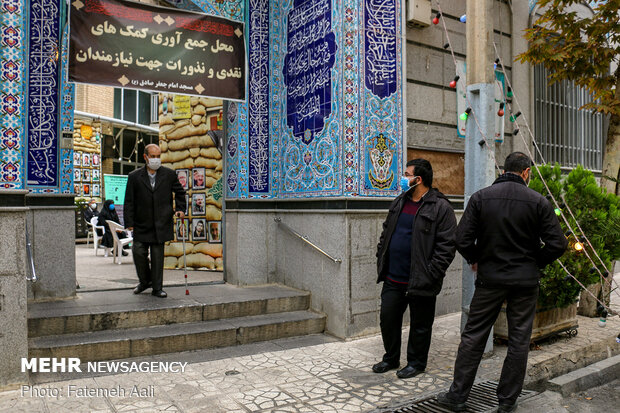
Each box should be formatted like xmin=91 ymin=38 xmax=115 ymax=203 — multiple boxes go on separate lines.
xmin=72 ymin=119 xmax=102 ymax=201
xmin=159 ymin=93 xmax=224 ymax=272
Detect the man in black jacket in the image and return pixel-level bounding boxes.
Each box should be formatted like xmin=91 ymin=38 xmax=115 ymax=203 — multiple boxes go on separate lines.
xmin=437 ymin=152 xmax=568 ymax=412
xmin=124 ymin=144 xmax=186 ymax=298
xmin=373 ymin=159 xmax=457 ymax=379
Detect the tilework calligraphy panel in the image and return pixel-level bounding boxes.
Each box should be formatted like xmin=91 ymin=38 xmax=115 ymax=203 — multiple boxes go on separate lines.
xmin=276 ymin=0 xmax=342 ymax=197
xmin=359 ymin=0 xmax=402 ymax=196
xmin=0 ymin=0 xmax=25 ymax=189
xmin=230 ymin=0 xmax=403 ymax=199
xmin=247 ymin=0 xmax=270 ymax=195
xmin=27 ymin=0 xmax=60 ymax=190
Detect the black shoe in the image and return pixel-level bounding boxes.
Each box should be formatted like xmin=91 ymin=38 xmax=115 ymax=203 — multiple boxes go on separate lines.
xmin=372 ymin=361 xmax=399 ymax=373
xmin=436 ymin=392 xmax=467 ymax=412
xmin=396 ymin=365 xmax=424 ymax=379
xmin=498 ymin=402 xmax=518 ymax=412
xmin=133 ymin=283 xmax=151 ymax=294
xmin=152 ymin=290 xmax=167 ymax=298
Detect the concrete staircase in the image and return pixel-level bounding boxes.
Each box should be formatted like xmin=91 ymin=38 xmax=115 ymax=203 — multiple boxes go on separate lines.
xmin=28 ymin=284 xmax=325 ymax=361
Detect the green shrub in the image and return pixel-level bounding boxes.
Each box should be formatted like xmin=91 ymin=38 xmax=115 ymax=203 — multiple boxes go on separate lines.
xmin=530 ymin=164 xmax=620 ymax=309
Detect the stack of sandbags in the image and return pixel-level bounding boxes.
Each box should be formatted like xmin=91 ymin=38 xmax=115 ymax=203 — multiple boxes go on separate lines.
xmin=159 ymin=93 xmax=224 ymax=271
xmin=73 ymin=119 xmax=101 ymax=154
xmin=158 ymin=95 xmax=223 ymax=178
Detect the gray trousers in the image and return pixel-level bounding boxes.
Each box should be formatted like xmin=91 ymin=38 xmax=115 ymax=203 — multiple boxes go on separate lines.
xmin=448 ymin=283 xmax=539 ymax=405
xmin=132 ymin=240 xmax=165 ymax=291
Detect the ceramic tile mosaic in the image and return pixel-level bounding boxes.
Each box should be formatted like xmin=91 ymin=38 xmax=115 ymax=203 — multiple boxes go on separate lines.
xmin=0 ymin=0 xmax=25 ymax=189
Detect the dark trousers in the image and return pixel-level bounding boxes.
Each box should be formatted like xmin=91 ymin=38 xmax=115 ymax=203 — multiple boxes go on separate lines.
xmin=379 ymin=279 xmax=437 ymax=370
xmin=448 ymin=283 xmax=539 ymax=405
xmin=132 ymin=240 xmax=165 ymax=291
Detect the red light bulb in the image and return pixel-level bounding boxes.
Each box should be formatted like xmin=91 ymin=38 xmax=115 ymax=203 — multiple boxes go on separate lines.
xmin=432 ymin=17 xmax=439 ymax=25
xmin=449 ymin=80 xmax=457 ymax=88
xmin=498 ymin=109 xmax=504 ymax=116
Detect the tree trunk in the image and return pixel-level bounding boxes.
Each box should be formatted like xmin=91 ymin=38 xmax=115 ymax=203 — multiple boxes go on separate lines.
xmin=601 ymin=113 xmax=620 ymax=196
xmin=601 ymin=71 xmax=620 ymax=196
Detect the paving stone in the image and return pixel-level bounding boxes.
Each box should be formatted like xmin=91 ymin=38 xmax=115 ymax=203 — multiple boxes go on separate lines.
xmin=7 ymin=274 xmax=620 ymax=412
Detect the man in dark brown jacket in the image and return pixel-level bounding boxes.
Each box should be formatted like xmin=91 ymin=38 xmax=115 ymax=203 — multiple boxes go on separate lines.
xmin=124 ymin=144 xmax=186 ymax=298
xmin=373 ymin=159 xmax=457 ymax=379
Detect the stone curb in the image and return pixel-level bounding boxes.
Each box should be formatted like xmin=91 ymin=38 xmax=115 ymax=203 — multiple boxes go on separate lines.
xmin=546 ymin=353 xmax=620 ymax=397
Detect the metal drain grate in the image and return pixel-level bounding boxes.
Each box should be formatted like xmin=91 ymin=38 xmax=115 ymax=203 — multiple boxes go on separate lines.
xmin=387 ymin=381 xmax=537 ymax=413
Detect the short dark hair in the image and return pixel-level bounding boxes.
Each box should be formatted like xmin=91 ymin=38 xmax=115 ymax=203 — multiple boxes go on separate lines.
xmin=504 ymin=152 xmax=533 ymax=174
xmin=406 ymin=158 xmax=433 ymax=187
xmin=144 ymin=143 xmax=159 ymax=157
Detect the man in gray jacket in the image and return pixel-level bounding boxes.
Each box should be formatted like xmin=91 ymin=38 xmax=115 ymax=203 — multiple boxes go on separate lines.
xmin=124 ymin=144 xmax=186 ymax=298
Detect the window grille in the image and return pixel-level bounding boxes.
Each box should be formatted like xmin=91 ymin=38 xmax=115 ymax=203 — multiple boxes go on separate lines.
xmin=150 ymin=93 xmax=159 ymax=124
xmin=533 ymin=65 xmax=604 ymax=171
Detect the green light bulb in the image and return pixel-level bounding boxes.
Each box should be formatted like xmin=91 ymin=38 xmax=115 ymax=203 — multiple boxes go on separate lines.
xmin=554 ymin=208 xmax=562 ymax=216
xmin=459 ymin=112 xmax=468 ymax=121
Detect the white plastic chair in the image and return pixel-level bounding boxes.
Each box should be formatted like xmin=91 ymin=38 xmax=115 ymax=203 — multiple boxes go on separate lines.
xmin=87 ymin=216 xmax=106 ymax=256
xmin=106 ymin=221 xmax=133 ymax=264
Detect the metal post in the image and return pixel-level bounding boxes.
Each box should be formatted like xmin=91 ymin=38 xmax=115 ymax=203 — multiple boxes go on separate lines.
xmin=462 ymin=0 xmax=496 ymax=354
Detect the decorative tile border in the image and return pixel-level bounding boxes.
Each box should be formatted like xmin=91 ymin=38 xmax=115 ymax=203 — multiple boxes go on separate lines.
xmin=342 ymin=2 xmax=359 ymax=195
xmin=0 ymin=0 xmax=25 ymax=189
xmin=226 ymin=101 xmax=239 ymax=198
xmin=59 ymin=10 xmax=73 ymax=194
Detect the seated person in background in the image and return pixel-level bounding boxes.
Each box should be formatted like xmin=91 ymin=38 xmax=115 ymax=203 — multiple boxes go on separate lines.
xmin=83 ymin=199 xmax=99 ymax=226
xmin=97 ymin=199 xmax=130 ymax=256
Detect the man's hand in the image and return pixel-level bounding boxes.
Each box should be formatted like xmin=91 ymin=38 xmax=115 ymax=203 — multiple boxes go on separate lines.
xmin=175 ymin=211 xmax=185 ymax=219
xmin=127 ymin=227 xmax=134 ymax=231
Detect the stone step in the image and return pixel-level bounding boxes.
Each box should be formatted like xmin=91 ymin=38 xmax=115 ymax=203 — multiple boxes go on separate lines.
xmin=29 ymin=311 xmax=326 ymax=362
xmin=28 ymin=284 xmax=311 ymax=337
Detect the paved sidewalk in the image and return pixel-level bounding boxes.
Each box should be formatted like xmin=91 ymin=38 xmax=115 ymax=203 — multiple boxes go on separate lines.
xmin=3 ymin=276 xmax=619 ymax=412
xmin=517 ymin=377 xmax=620 ymax=413
xmin=75 ymin=244 xmax=222 ymax=291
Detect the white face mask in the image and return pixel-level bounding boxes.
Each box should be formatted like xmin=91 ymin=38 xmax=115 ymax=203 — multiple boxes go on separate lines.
xmin=89 ymin=203 xmax=97 ymax=210
xmin=147 ymin=157 xmax=161 ymax=170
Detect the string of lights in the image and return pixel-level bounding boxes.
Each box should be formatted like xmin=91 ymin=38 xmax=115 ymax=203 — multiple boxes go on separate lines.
xmin=491 ymin=43 xmax=618 ymax=302
xmin=490 ymin=45 xmax=619 ymax=314
xmin=434 ymin=2 xmax=502 ymax=175
xmin=431 ymin=1 xmax=618 ymax=317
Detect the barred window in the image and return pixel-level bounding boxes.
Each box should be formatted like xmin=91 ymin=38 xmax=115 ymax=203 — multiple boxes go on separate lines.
xmin=533 ymin=65 xmax=604 ymax=170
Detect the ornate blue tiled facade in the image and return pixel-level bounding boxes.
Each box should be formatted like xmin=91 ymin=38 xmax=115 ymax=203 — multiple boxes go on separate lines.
xmin=26 ymin=0 xmax=60 ymax=190
xmin=0 ymin=0 xmax=25 ymax=189
xmin=4 ymin=0 xmax=404 ymax=199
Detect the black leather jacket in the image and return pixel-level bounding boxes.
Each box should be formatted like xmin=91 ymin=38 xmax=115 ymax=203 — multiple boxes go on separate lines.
xmin=376 ymin=188 xmax=457 ymax=296
xmin=456 ymin=173 xmax=568 ymax=287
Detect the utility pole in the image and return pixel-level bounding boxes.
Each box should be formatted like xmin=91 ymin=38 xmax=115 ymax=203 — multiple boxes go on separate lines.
xmin=461 ymin=0 xmax=496 ymax=353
